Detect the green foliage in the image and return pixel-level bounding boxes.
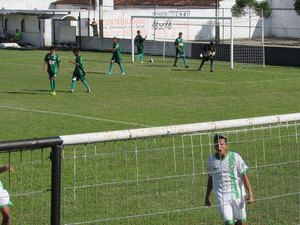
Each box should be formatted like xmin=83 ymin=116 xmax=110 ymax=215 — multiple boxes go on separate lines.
xmin=295 ymin=0 xmax=300 ymax=15
xmin=232 ymin=0 xmax=271 ymax=18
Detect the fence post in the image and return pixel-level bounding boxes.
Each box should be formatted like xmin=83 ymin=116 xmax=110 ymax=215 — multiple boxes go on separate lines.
xmin=51 ymin=145 xmax=62 ymax=225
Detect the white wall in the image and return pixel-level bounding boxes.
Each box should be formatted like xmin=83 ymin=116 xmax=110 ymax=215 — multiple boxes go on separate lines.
xmin=265 ymin=0 xmax=300 ymax=38
xmin=0 ymin=0 xmax=55 ymax=10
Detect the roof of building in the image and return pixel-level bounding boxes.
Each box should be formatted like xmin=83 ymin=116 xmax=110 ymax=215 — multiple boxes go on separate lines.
xmin=54 ymin=0 xmax=216 ymax=7
xmin=115 ymin=0 xmax=216 ymax=6
xmin=54 ymin=0 xmax=96 ymax=5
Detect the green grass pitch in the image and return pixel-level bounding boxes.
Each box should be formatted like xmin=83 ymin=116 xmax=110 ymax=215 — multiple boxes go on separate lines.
xmin=0 ymin=49 xmax=300 ymax=141
xmin=0 ymin=49 xmax=300 ymax=224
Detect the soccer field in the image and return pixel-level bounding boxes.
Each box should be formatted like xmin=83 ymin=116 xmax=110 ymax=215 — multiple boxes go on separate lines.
xmin=0 ymin=49 xmax=300 ymax=141
xmin=0 ymin=49 xmax=300 ymax=224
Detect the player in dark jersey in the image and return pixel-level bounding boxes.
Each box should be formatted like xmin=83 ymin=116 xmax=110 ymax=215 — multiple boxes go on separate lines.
xmin=43 ymin=47 xmax=61 ymax=96
xmin=107 ymin=37 xmax=125 ymax=75
xmin=198 ymin=41 xmax=216 ymax=72
xmin=134 ymin=30 xmax=147 ymax=63
xmin=69 ymin=48 xmax=90 ymax=93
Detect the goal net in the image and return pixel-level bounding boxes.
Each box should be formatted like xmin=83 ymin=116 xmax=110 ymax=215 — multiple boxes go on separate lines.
xmin=131 ymin=15 xmax=265 ymax=69
xmin=60 ymin=113 xmax=300 ymax=225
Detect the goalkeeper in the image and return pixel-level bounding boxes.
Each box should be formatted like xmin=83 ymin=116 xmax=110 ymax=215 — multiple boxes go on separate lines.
xmin=173 ymin=32 xmax=189 ymax=68
xmin=198 ymin=41 xmax=216 ymax=72
xmin=134 ymin=30 xmax=147 ymax=63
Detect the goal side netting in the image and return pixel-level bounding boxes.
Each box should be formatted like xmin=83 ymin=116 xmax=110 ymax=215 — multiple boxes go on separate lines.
xmin=60 ymin=113 xmax=300 ymax=225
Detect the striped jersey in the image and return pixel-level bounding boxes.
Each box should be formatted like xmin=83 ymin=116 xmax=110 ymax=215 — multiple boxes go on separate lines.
xmin=207 ymin=151 xmax=249 ymax=203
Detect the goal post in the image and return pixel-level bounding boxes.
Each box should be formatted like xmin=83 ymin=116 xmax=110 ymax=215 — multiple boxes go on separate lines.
xmin=131 ymin=16 xmax=234 ymax=69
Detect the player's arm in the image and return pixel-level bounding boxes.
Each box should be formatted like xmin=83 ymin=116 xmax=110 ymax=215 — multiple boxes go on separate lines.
xmin=205 ymin=176 xmax=213 ymax=206
xmin=106 ymin=48 xmax=116 ymax=52
xmin=43 ymin=61 xmax=47 ymax=75
xmin=0 ymin=164 xmax=13 ymax=173
xmin=57 ymin=60 xmax=61 ymax=75
xmin=211 ymin=46 xmax=216 ymax=56
xmin=242 ymin=173 xmax=254 ymax=204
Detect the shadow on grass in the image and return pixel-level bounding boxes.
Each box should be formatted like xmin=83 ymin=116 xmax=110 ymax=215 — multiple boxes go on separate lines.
xmin=87 ymin=71 xmax=107 ymax=75
xmin=1 ymin=89 xmax=70 ymax=95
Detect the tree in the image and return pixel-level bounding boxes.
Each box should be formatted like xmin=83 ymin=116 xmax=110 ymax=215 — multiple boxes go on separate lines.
xmin=231 ymin=0 xmax=271 ymax=18
xmin=295 ymin=0 xmax=300 ymax=15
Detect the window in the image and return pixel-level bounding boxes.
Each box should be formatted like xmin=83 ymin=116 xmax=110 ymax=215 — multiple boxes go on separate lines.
xmin=4 ymin=18 xmax=8 ymax=31
xmin=21 ymin=19 xmax=25 ymax=32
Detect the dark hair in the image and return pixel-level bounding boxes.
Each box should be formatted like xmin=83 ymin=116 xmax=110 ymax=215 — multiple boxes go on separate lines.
xmin=179 ymin=32 xmax=183 ymax=35
xmin=50 ymin=46 xmax=56 ymax=51
xmin=73 ymin=48 xmax=79 ymax=53
xmin=214 ymin=133 xmax=227 ymax=143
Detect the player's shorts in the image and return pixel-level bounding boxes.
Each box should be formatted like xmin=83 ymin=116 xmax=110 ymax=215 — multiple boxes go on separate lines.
xmin=217 ymin=199 xmax=247 ymax=225
xmin=111 ymin=56 xmax=121 ymax=64
xmin=72 ymin=73 xmax=85 ymax=82
xmin=0 ymin=189 xmax=12 ymax=208
xmin=48 ymin=72 xmax=57 ymax=79
xmin=176 ymin=52 xmax=185 ymax=58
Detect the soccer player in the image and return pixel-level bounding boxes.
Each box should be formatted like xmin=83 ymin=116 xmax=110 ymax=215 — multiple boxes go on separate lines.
xmin=205 ymin=134 xmax=254 ymax=225
xmin=43 ymin=47 xmax=61 ymax=96
xmin=0 ymin=164 xmax=14 ymax=225
xmin=173 ymin=32 xmax=188 ymax=68
xmin=198 ymin=41 xmax=216 ymax=72
xmin=90 ymin=18 xmax=98 ymax=37
xmin=69 ymin=48 xmax=91 ymax=93
xmin=107 ymin=37 xmax=125 ymax=75
xmin=134 ymin=30 xmax=147 ymax=63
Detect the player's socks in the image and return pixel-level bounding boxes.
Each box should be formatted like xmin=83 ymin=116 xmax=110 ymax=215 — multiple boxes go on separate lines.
xmin=183 ymin=58 xmax=188 ymax=67
xmin=53 ymin=80 xmax=56 ymax=91
xmin=120 ymin=64 xmax=125 ymax=75
xmin=137 ymin=54 xmax=141 ymax=60
xmin=107 ymin=63 xmax=113 ymax=75
xmin=173 ymin=57 xmax=178 ymax=66
xmin=71 ymin=81 xmax=76 ymax=92
xmin=140 ymin=55 xmax=144 ymax=63
xmin=82 ymin=80 xmax=90 ymax=90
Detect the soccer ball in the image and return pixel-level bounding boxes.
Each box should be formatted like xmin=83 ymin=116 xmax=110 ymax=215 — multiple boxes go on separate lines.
xmin=150 ymin=58 xmax=154 ymax=63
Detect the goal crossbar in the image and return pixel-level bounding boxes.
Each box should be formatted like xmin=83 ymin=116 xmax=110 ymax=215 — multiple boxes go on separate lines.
xmin=131 ymin=16 xmax=234 ymax=69
xmin=60 ymin=113 xmax=300 ymax=145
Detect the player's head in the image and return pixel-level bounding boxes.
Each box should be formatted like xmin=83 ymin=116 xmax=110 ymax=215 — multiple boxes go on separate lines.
xmin=179 ymin=32 xmax=183 ymax=37
xmin=113 ymin=37 xmax=117 ymax=43
xmin=214 ymin=133 xmax=228 ymax=157
xmin=72 ymin=48 xmax=80 ymax=56
xmin=137 ymin=30 xmax=141 ymax=34
xmin=50 ymin=46 xmax=56 ymax=54
xmin=210 ymin=41 xmax=214 ymax=46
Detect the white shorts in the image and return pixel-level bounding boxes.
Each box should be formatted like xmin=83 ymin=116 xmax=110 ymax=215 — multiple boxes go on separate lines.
xmin=218 ymin=199 xmax=247 ymax=224
xmin=0 ymin=189 xmax=11 ymax=208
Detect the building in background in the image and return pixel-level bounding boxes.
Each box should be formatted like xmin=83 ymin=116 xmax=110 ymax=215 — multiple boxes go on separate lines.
xmin=0 ymin=0 xmax=299 ymax=48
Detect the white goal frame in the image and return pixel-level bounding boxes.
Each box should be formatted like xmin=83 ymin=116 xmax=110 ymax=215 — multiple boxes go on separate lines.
xmin=131 ymin=16 xmax=234 ymax=69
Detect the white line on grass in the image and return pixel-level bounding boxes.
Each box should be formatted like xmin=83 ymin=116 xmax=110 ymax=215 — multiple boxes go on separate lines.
xmin=0 ymin=105 xmax=151 ymax=128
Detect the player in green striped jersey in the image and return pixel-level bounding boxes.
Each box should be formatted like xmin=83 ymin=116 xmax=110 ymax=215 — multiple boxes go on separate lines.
xmin=173 ymin=32 xmax=189 ymax=68
xmin=134 ymin=30 xmax=147 ymax=63
xmin=69 ymin=48 xmax=91 ymax=93
xmin=107 ymin=37 xmax=125 ymax=75
xmin=0 ymin=164 xmax=14 ymax=225
xmin=205 ymin=134 xmax=254 ymax=225
xmin=43 ymin=47 xmax=61 ymax=96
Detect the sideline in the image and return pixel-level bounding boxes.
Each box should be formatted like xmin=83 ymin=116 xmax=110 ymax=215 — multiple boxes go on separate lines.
xmin=0 ymin=105 xmax=151 ymax=128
